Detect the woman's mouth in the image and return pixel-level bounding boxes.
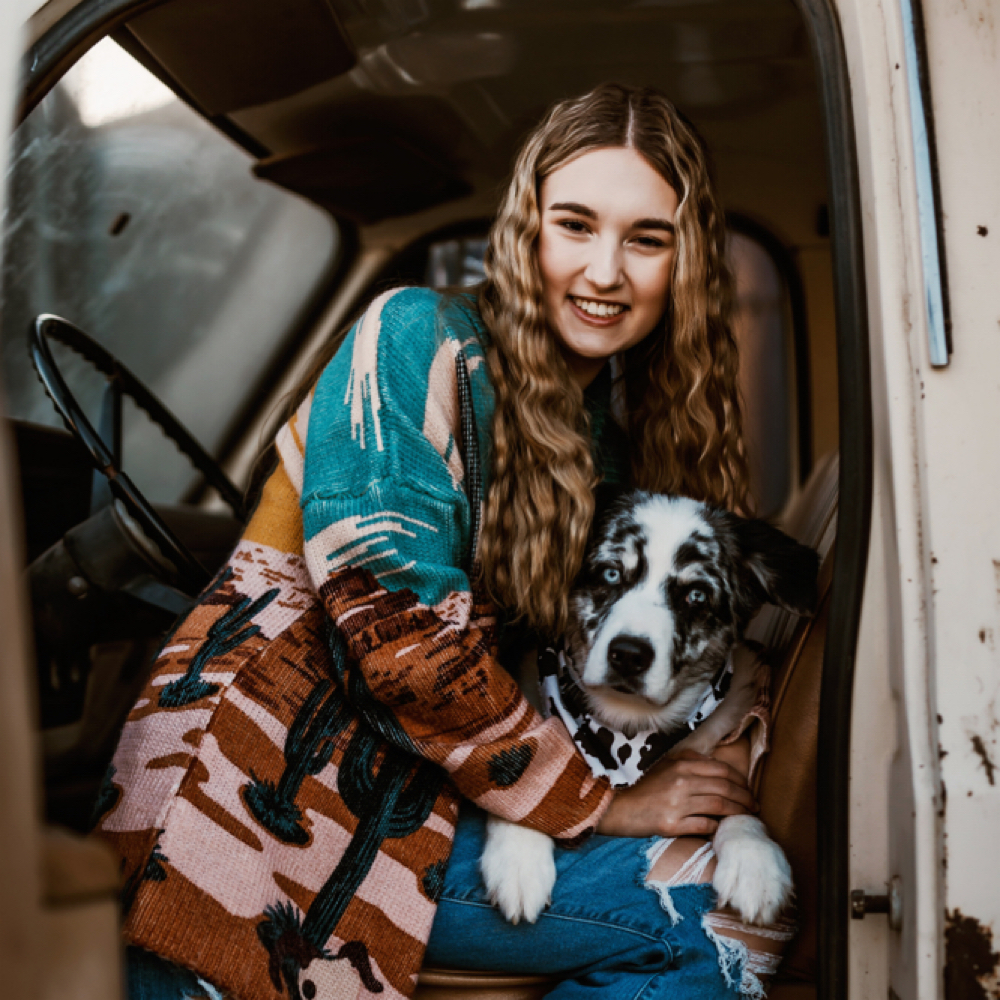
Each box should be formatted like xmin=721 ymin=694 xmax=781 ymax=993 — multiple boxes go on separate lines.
xmin=568 ymin=295 xmax=629 ymax=323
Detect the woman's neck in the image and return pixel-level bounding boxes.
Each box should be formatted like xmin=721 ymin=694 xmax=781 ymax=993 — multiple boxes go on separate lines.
xmin=562 ymin=352 xmax=607 ymax=389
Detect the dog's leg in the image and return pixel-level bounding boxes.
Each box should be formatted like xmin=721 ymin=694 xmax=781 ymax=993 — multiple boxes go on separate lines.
xmin=712 ymin=815 xmax=793 ymax=925
xmin=481 ymin=815 xmax=556 ymax=924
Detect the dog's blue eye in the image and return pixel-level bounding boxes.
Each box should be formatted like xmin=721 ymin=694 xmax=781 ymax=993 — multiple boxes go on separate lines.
xmin=602 ymin=567 xmax=621 ymax=585
xmin=686 ymin=588 xmax=707 ymax=606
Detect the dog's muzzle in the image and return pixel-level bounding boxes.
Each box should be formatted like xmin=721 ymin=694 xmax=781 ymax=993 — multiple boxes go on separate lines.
xmin=606 ymin=634 xmax=655 ymax=692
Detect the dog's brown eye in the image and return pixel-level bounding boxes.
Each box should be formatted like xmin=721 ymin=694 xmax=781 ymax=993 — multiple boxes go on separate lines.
xmin=602 ymin=566 xmax=621 ymax=585
xmin=686 ymin=588 xmax=707 ymax=606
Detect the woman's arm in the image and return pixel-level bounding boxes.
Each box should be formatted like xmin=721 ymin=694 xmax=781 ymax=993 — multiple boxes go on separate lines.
xmin=596 ymin=738 xmax=754 ymax=838
xmin=299 ymin=288 xmax=612 ymax=842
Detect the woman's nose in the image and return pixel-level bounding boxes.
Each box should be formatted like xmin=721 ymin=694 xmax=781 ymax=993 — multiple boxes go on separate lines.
xmin=583 ymin=237 xmax=624 ymax=290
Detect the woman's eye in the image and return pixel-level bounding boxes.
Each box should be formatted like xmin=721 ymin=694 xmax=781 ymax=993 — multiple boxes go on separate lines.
xmin=559 ymin=219 xmax=590 ymax=234
xmin=686 ymin=588 xmax=707 ymax=606
xmin=633 ymin=235 xmax=666 ymax=249
xmin=602 ymin=567 xmax=621 ymax=585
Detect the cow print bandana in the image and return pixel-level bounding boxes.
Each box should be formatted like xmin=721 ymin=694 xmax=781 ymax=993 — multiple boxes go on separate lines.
xmin=538 ymin=643 xmax=733 ymax=789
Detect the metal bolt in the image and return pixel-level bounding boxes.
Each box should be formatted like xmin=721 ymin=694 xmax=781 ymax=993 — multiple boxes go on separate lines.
xmin=67 ymin=575 xmax=89 ymax=598
xmin=851 ymin=889 xmax=887 ymax=918
xmin=850 ymin=877 xmax=902 ymax=930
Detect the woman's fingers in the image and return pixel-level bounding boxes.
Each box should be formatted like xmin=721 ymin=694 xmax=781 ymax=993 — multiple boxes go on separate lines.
xmin=596 ymin=746 xmax=756 ymax=838
xmin=647 ymin=766 xmax=755 ymax=811
xmin=671 ymin=816 xmax=720 ymax=837
xmin=684 ymin=776 xmax=755 ymax=811
xmin=668 ymin=752 xmax=749 ymax=787
xmin=683 ymin=793 xmax=751 ymax=817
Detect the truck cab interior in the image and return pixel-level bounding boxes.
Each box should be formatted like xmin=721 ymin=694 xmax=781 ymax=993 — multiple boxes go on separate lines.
xmin=2 ymin=0 xmax=872 ymax=997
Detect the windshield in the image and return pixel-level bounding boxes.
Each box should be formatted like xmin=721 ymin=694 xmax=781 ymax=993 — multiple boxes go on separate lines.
xmin=1 ymin=38 xmax=338 ymax=504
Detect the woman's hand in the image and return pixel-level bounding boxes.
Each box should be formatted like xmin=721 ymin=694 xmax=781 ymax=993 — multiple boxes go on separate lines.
xmin=596 ymin=740 xmax=755 ymax=838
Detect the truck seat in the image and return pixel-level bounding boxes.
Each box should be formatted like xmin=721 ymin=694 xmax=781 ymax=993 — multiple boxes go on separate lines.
xmin=416 ymin=453 xmax=840 ymax=1000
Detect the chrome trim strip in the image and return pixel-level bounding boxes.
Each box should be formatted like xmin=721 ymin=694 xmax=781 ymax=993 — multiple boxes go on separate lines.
xmin=900 ymin=0 xmax=950 ymax=367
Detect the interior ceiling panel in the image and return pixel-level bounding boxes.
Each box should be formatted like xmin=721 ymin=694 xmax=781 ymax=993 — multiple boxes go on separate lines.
xmin=228 ymin=0 xmax=809 ymax=157
xmin=125 ymin=0 xmax=356 ymax=116
xmin=120 ymin=0 xmax=822 ymax=226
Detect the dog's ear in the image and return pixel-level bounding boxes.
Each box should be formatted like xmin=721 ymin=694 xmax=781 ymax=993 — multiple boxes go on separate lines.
xmin=725 ymin=514 xmax=820 ymax=617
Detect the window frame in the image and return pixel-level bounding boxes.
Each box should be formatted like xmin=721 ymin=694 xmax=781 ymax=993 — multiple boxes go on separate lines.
xmin=792 ymin=2 xmax=874 ymax=998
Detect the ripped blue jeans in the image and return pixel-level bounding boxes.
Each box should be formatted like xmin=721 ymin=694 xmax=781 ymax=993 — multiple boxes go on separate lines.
xmin=425 ymin=806 xmax=789 ymax=1000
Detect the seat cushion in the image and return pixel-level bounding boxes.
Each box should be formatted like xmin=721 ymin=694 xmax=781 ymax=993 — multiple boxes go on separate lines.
xmin=753 ymin=555 xmax=832 ymax=983
xmin=417 ymin=969 xmax=552 ymax=1000
xmin=415 ymin=969 xmax=816 ymax=1000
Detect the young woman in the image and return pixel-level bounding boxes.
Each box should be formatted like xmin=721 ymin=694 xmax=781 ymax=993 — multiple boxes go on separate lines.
xmin=97 ymin=83 xmax=789 ymax=1000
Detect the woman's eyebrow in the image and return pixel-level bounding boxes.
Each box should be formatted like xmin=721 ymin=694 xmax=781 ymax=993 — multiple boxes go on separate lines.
xmin=547 ymin=201 xmax=597 ymax=218
xmin=632 ymin=218 xmax=675 ymax=233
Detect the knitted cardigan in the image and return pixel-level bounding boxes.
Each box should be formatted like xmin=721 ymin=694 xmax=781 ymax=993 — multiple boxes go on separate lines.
xmin=95 ymin=287 xmax=632 ymax=1000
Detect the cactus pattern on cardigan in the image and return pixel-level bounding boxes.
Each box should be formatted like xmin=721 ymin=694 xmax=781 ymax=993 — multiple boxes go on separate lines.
xmin=95 ymin=288 xmax=621 ymax=1000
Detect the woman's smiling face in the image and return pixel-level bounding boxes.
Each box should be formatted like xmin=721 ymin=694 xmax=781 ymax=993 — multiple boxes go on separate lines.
xmin=537 ymin=146 xmax=680 ymax=387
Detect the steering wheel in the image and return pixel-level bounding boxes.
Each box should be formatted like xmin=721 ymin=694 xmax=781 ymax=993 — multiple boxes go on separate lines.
xmin=30 ymin=314 xmax=246 ymax=595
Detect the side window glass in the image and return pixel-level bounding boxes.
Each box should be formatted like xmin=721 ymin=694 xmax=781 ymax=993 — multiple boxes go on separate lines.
xmin=425 ymin=230 xmax=795 ymax=517
xmin=426 ymin=236 xmax=488 ymax=288
xmin=1 ymin=38 xmax=338 ymax=503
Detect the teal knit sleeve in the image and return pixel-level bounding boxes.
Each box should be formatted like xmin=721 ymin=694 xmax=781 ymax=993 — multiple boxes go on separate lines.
xmin=298 ymin=286 xmax=613 ymax=840
xmin=301 ymin=286 xmax=481 ymax=604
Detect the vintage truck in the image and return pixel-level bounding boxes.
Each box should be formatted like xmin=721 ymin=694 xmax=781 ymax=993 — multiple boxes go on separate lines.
xmin=0 ymin=0 xmax=996 ymax=997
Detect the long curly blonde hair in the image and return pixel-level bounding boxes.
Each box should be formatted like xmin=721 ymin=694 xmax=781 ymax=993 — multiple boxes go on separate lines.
xmin=478 ymin=83 xmax=750 ymax=636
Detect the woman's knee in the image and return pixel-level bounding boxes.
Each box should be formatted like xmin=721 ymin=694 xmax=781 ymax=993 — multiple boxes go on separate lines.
xmin=645 ymin=836 xmax=717 ymax=886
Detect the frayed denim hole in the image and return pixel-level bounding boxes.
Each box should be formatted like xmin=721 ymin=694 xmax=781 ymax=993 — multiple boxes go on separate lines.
xmin=635 ymin=837 xmax=667 ymax=889
xmin=663 ymin=882 xmax=718 ymax=928
xmin=640 ymin=838 xmax=682 ymax=926
xmin=700 ymin=914 xmax=765 ymax=999
xmin=666 ymin=882 xmax=717 ymax=914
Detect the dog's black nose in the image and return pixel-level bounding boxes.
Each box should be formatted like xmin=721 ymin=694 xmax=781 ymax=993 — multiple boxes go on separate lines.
xmin=607 ymin=635 xmax=655 ymax=679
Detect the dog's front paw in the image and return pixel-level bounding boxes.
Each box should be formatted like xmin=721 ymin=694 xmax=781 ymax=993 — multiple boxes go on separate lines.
xmin=712 ymin=815 xmax=793 ymax=925
xmin=481 ymin=817 xmax=556 ymax=925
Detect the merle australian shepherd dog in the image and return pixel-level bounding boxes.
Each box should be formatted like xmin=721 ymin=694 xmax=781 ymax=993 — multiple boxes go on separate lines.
xmin=481 ymin=489 xmax=819 ymax=927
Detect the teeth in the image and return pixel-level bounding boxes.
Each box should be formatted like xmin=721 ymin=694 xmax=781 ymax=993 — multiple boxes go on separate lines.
xmin=571 ymin=296 xmax=626 ymax=318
